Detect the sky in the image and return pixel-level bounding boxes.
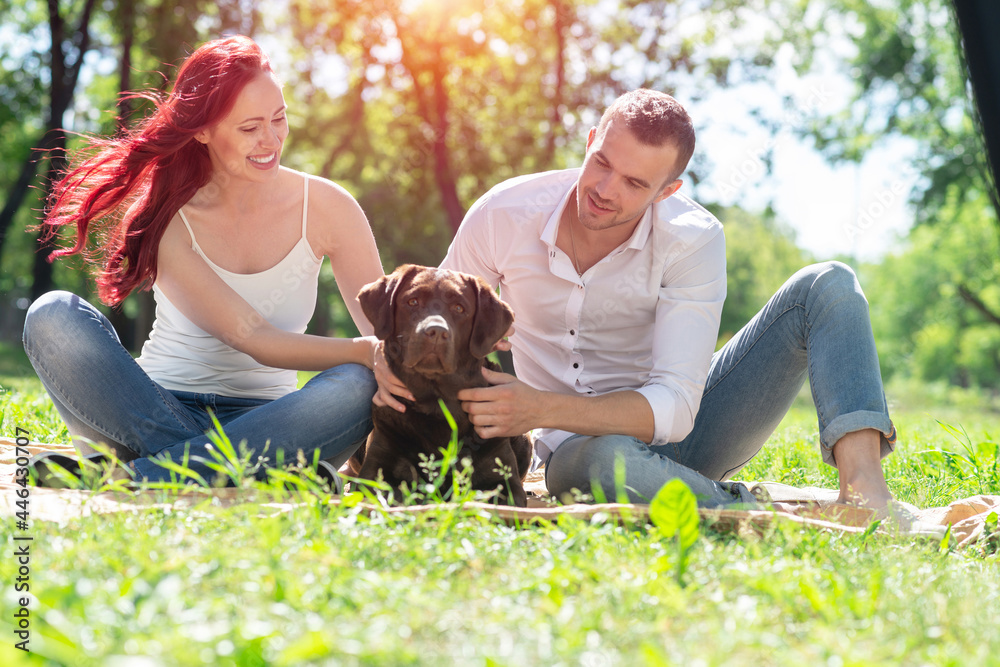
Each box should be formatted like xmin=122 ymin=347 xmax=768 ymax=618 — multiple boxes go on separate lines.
xmin=691 ymin=87 xmax=921 ymax=263
xmin=661 ymin=7 xmax=925 ymax=265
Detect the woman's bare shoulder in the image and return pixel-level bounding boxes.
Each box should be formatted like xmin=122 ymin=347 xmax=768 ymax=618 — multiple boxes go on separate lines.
xmin=297 ymin=170 xmax=361 ymax=210
xmin=157 ymin=210 xmax=193 ymax=253
xmin=296 ymin=171 xmax=374 ymax=258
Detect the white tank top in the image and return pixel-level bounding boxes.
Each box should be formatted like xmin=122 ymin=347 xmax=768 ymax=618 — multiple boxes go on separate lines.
xmin=136 ymin=173 xmax=323 ymax=399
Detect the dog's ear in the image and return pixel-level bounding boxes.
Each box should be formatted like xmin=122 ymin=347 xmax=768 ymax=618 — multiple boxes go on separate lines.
xmin=468 ymin=275 xmax=514 ymax=359
xmin=359 ymin=265 xmax=418 ymax=340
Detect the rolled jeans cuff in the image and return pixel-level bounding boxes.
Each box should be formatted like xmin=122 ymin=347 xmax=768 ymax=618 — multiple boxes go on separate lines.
xmin=819 ymin=412 xmax=896 ymax=467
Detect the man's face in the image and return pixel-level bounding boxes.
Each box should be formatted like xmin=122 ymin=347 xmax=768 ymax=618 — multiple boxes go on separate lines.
xmin=575 ymin=119 xmax=683 ymax=232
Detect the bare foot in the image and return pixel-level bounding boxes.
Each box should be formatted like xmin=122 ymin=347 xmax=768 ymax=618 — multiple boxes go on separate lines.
xmin=832 ymin=429 xmax=893 ymax=510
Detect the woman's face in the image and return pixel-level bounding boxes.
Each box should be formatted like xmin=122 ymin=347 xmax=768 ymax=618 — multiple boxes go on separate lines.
xmin=197 ymin=71 xmax=288 ymax=183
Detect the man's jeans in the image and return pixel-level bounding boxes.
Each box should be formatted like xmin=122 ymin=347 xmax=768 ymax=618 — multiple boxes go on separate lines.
xmin=23 ymin=291 xmax=375 ymax=483
xmin=546 ymin=262 xmax=896 ymax=507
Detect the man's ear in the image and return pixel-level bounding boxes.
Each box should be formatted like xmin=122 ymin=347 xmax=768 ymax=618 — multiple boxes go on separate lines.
xmin=358 ymin=265 xmax=417 ymax=341
xmin=468 ymin=276 xmax=514 ymax=359
xmin=586 ymin=126 xmax=598 ymax=151
xmin=654 ymin=179 xmax=683 ymax=204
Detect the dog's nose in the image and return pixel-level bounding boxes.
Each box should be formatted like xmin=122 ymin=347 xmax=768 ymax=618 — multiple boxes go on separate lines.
xmin=416 ymin=314 xmax=450 ymax=340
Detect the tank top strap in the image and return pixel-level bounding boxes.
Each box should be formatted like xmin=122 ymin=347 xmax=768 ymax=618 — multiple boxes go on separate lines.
xmin=301 ymin=174 xmax=309 ymax=239
xmin=176 ymin=208 xmax=204 ymax=253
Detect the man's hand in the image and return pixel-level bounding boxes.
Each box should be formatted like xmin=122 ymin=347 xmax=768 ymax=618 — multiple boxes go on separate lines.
xmin=372 ymin=340 xmax=414 ymax=412
xmin=458 ymin=366 xmax=541 ymax=439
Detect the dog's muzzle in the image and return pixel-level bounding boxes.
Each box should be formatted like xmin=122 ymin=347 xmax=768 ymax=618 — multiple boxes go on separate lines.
xmin=406 ymin=314 xmax=455 ymax=372
xmin=415 ymin=314 xmax=450 ymax=341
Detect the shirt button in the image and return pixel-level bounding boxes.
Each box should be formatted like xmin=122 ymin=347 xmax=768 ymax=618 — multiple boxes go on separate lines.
xmin=573 ymin=363 xmax=579 ymax=369
xmin=570 ymin=329 xmax=576 ymax=335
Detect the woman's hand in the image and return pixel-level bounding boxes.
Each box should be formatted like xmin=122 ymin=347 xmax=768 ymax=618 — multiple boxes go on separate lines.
xmin=372 ymin=340 xmax=414 ymax=412
xmin=356 ymin=335 xmax=380 ymax=370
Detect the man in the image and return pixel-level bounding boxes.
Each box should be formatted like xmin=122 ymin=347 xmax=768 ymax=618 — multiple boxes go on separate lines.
xmin=375 ymin=89 xmax=896 ymax=509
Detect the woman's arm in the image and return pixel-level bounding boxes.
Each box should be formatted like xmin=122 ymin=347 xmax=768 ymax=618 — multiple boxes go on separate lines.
xmin=306 ymin=177 xmax=384 ymax=337
xmin=155 ymin=212 xmax=377 ymax=371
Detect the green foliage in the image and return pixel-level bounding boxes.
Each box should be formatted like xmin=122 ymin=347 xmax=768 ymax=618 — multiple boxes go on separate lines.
xmin=759 ymin=0 xmax=987 ymax=224
xmin=5 ymin=362 xmax=1000 ymax=664
xmin=3 ymin=384 xmax=1000 ymax=664
xmin=703 ymin=0 xmax=1000 ymax=393
xmin=710 ymin=205 xmax=810 ymax=341
xmin=866 ymin=186 xmax=1000 ymax=386
xmin=4 ymin=0 xmax=1000 ymax=400
xmin=648 ymin=478 xmax=700 ymax=586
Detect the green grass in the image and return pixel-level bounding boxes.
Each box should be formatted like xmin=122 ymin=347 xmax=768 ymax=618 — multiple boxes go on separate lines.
xmin=1 ymin=340 xmax=999 ymax=666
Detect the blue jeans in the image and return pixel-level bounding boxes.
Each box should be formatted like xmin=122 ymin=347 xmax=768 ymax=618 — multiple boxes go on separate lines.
xmin=546 ymin=262 xmax=896 ymax=507
xmin=22 ymin=291 xmax=376 ymax=483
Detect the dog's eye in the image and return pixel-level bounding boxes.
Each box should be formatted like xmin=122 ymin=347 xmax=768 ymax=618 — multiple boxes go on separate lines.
xmin=407 ymin=298 xmax=419 ymax=307
xmin=452 ymin=304 xmax=465 ymax=314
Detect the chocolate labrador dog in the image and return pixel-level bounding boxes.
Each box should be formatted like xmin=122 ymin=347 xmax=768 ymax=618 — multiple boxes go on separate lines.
xmin=347 ymin=264 xmax=533 ymax=506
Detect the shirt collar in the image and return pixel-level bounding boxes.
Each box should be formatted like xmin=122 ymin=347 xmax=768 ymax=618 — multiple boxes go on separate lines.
xmin=540 ymin=182 xmax=656 ymax=252
xmin=540 ymin=184 xmax=575 ymax=248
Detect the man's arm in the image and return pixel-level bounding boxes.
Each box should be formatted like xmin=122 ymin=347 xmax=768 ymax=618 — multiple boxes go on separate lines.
xmin=459 ymin=368 xmax=655 ymax=442
xmin=461 ymin=223 xmax=726 ymax=446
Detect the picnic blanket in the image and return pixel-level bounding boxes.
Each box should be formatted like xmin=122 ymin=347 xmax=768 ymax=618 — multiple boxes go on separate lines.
xmin=2 ymin=438 xmax=997 ymax=548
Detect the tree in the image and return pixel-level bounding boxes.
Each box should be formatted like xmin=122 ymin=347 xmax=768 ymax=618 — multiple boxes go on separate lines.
xmin=0 ymin=0 xmax=265 ymax=347
xmin=708 ymin=205 xmax=809 ymax=342
xmin=282 ymin=0 xmax=587 ymax=266
xmin=704 ymin=0 xmax=1000 ymax=384
xmin=867 ymin=185 xmax=1000 ymax=386
xmin=0 ymin=0 xmax=98 ymax=298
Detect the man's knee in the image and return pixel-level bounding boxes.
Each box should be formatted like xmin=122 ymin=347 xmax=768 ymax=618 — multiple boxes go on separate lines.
xmin=546 ymin=435 xmax=644 ymax=502
xmin=786 ymin=261 xmax=865 ymax=311
xmin=801 ymin=260 xmax=861 ymax=292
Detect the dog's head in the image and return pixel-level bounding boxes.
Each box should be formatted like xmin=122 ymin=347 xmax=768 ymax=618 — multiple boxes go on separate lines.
xmin=359 ymin=264 xmax=514 ymax=376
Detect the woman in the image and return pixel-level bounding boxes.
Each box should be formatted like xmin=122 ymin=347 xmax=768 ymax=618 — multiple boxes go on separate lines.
xmin=24 ymin=35 xmax=383 ymax=487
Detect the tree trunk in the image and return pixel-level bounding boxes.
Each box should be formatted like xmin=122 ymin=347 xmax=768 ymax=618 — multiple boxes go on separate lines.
xmin=105 ymin=0 xmax=148 ymax=350
xmin=545 ymin=0 xmax=567 ymax=166
xmin=0 ymin=144 xmax=48 ymax=272
xmin=117 ymin=0 xmax=135 ymax=132
xmin=429 ymin=56 xmax=465 ymax=234
xmin=26 ymin=0 xmax=99 ymax=300
xmin=399 ymin=33 xmax=465 ymax=234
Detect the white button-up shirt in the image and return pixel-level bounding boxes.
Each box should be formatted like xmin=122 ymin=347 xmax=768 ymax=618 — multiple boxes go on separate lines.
xmin=441 ymin=168 xmax=726 ymax=460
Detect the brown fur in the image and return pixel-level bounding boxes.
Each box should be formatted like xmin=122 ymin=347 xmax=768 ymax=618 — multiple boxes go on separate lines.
xmin=347 ymin=265 xmax=533 ymax=506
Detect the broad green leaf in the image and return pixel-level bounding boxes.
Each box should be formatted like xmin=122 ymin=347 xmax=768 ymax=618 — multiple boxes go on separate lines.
xmin=649 ymin=478 xmax=700 ymax=551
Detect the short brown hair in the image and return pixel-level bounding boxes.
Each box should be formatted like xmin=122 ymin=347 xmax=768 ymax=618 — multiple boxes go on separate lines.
xmin=596 ymin=89 xmax=696 ymax=183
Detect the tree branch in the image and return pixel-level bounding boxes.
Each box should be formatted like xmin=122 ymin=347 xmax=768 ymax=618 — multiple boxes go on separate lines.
xmin=958 ymin=283 xmax=1000 ymax=327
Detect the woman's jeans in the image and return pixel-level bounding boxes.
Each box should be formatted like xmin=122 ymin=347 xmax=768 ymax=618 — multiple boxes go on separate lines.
xmin=546 ymin=262 xmax=896 ymax=507
xmin=23 ymin=291 xmax=375 ymax=484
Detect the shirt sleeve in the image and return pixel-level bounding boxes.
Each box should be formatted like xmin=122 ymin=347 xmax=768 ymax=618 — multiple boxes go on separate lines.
xmin=439 ymin=191 xmax=502 ymax=290
xmin=634 ymin=227 xmax=727 ymax=445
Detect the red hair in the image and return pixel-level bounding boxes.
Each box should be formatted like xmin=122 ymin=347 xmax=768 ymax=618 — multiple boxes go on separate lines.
xmin=40 ymin=35 xmax=273 ymax=305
